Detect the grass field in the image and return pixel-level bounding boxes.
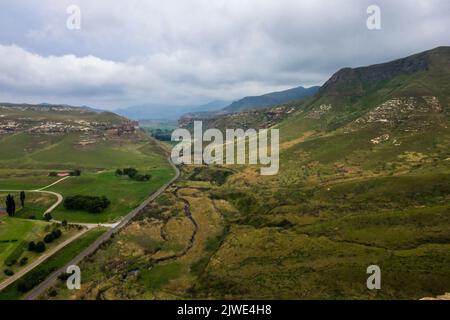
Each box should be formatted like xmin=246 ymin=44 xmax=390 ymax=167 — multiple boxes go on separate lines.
xmin=0 ymin=175 xmax=58 ymax=190
xmin=49 ymin=167 xmax=175 ymax=223
xmin=0 ymin=130 xmax=175 ymax=223
xmin=0 ymin=217 xmax=47 ymax=268
xmin=0 ymin=227 xmax=106 ymax=300
xmin=0 ymin=217 xmax=81 ymax=283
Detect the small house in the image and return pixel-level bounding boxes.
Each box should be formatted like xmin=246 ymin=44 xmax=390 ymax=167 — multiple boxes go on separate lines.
xmin=57 ymin=172 xmax=70 ymax=177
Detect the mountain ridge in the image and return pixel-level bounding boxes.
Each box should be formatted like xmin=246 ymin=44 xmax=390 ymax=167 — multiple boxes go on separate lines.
xmin=223 ymin=85 xmax=320 ymax=113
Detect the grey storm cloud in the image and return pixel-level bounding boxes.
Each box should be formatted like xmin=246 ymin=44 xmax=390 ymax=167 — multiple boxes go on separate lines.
xmin=0 ymin=0 xmax=448 ymax=109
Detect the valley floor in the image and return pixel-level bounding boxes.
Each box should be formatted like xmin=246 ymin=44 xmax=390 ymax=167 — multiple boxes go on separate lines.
xmin=43 ymin=161 xmax=450 ymax=300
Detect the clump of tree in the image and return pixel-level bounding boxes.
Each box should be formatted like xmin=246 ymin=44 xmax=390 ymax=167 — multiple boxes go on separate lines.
xmin=4 ymin=269 xmax=14 ymax=276
xmin=147 ymin=128 xmax=173 ymax=141
xmin=123 ymin=167 xmax=138 ymax=177
xmin=43 ymin=229 xmax=62 ymax=243
xmin=116 ymin=167 xmax=151 ymax=181
xmin=5 ymin=194 xmax=15 ymax=217
xmin=19 ymin=257 xmax=28 ymax=266
xmin=64 ymin=195 xmax=111 ymax=213
xmin=28 ymin=241 xmax=46 ymax=253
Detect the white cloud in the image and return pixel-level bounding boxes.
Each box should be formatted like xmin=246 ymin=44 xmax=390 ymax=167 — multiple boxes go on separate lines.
xmin=0 ymin=0 xmax=448 ymax=109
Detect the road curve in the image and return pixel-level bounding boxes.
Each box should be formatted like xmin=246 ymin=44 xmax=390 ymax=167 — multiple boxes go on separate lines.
xmin=0 ymin=176 xmax=70 ymax=218
xmin=25 ymin=157 xmax=180 ymax=300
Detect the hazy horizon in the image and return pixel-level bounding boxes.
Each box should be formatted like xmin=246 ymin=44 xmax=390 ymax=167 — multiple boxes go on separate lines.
xmin=0 ymin=0 xmax=448 ymax=111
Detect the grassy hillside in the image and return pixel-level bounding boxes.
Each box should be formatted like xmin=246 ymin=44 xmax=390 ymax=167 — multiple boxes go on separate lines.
xmin=34 ymin=47 xmax=450 ymax=300
xmin=0 ymin=104 xmax=175 ymax=224
xmin=224 ymin=86 xmax=319 ymax=113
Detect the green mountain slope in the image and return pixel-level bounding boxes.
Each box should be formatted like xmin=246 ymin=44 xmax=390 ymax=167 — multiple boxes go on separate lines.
xmin=223 ymin=85 xmax=319 ymax=113
xmin=189 ymin=47 xmax=450 ymax=299
xmin=0 ymin=103 xmax=167 ymax=170
xmin=27 ymin=47 xmax=450 ymax=300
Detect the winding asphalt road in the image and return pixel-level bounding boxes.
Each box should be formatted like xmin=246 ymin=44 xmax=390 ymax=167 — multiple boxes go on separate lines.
xmin=24 ymin=157 xmax=180 ymax=300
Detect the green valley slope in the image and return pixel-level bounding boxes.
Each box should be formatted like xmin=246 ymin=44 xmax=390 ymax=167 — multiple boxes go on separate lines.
xmin=0 ymin=104 xmax=175 ymax=223
xmin=42 ymin=47 xmax=450 ymax=300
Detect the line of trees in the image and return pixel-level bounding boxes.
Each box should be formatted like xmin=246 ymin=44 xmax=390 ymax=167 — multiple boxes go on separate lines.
xmin=64 ymin=195 xmax=111 ymax=213
xmin=28 ymin=241 xmax=46 ymax=253
xmin=4 ymin=192 xmax=27 ymax=217
xmin=43 ymin=229 xmax=62 ymax=243
xmin=28 ymin=228 xmax=62 ymax=254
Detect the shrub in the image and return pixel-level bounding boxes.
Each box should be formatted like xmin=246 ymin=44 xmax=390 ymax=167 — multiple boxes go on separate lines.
xmin=58 ymin=273 xmax=70 ymax=281
xmin=35 ymin=241 xmax=46 ymax=253
xmin=44 ymin=212 xmax=52 ymax=221
xmin=44 ymin=233 xmax=54 ymax=243
xmin=19 ymin=257 xmax=28 ymax=266
xmin=43 ymin=229 xmax=62 ymax=244
xmin=52 ymin=229 xmax=62 ymax=239
xmin=48 ymin=288 xmax=58 ymax=297
xmin=117 ymin=168 xmax=150 ymax=181
xmin=123 ymin=167 xmax=138 ymax=178
xmin=4 ymin=269 xmax=14 ymax=276
xmin=28 ymin=241 xmax=36 ymax=251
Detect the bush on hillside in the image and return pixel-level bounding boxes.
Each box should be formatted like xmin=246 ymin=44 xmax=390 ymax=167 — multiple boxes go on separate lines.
xmin=44 ymin=229 xmax=62 ymax=243
xmin=19 ymin=257 xmax=28 ymax=266
xmin=28 ymin=241 xmax=36 ymax=251
xmin=4 ymin=269 xmax=14 ymax=276
xmin=34 ymin=241 xmax=46 ymax=253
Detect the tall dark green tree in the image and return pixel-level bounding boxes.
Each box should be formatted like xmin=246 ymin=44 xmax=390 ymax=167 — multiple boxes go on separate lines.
xmin=20 ymin=191 xmax=26 ymax=207
xmin=6 ymin=194 xmax=15 ymax=217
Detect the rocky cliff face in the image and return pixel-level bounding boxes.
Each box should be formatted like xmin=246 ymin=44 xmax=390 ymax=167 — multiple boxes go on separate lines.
xmin=319 ymin=49 xmax=433 ymax=98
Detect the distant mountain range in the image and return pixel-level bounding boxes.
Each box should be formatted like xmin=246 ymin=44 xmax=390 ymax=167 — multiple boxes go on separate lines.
xmin=115 ymin=100 xmax=230 ymax=121
xmin=116 ymin=85 xmax=320 ymax=120
xmin=0 ymin=102 xmax=104 ymax=114
xmin=223 ymin=85 xmax=320 ymax=113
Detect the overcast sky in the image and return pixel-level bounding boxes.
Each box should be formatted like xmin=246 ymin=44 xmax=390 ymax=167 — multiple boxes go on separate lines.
xmin=0 ymin=0 xmax=448 ymax=110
